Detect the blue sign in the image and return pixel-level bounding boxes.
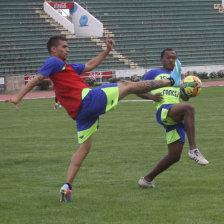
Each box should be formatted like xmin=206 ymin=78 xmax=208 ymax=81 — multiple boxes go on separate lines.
xmin=79 ymin=15 xmax=88 ymax=26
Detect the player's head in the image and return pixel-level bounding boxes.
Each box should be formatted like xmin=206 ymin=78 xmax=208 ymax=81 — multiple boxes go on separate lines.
xmin=47 ymin=36 xmax=68 ymax=61
xmin=160 ymin=48 xmax=177 ymax=71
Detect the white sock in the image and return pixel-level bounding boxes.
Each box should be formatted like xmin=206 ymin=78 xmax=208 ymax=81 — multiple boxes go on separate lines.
xmin=190 ymin=148 xmax=198 ymax=153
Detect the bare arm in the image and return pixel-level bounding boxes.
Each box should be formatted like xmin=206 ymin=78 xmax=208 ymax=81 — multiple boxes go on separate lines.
xmin=83 ymin=35 xmax=115 ymax=72
xmin=4 ymin=74 xmax=44 ymax=110
xmin=137 ymin=92 xmax=163 ymax=102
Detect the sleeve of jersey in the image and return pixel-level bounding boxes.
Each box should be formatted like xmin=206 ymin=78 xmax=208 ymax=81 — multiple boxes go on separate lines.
xmin=37 ymin=57 xmax=66 ymax=77
xmin=142 ymin=70 xmax=155 ymax=80
xmin=70 ymin=64 xmax=85 ymax=75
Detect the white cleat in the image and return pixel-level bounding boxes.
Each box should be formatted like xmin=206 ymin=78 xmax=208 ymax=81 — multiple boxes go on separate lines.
xmin=188 ymin=149 xmax=209 ymax=165
xmin=138 ymin=177 xmax=155 ymax=188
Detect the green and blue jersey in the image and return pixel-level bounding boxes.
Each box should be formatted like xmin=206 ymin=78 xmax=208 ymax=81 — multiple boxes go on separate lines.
xmin=143 ymin=68 xmax=180 ymax=110
xmin=143 ymin=68 xmax=186 ymax=144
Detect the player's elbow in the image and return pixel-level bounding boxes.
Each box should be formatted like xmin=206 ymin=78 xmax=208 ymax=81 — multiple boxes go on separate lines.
xmin=34 ymin=74 xmax=45 ymax=85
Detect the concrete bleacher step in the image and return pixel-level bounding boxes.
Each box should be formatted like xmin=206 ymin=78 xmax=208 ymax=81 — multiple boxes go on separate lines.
xmin=91 ymin=36 xmax=140 ymax=69
xmin=33 ymin=7 xmax=131 ymax=68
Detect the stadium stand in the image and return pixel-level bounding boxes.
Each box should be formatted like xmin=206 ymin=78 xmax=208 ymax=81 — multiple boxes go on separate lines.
xmin=78 ymin=0 xmax=224 ymax=68
xmin=0 ymin=0 xmax=130 ymax=77
xmin=1 ymin=0 xmax=224 ymax=77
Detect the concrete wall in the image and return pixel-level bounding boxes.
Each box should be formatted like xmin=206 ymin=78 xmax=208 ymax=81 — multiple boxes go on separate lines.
xmin=4 ymin=76 xmax=25 ymax=92
xmin=116 ymin=64 xmax=224 ymax=78
xmin=2 ymin=64 xmax=224 ymax=92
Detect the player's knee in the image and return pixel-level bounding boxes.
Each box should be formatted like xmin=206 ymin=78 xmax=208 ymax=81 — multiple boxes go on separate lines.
xmin=122 ymin=81 xmax=133 ymax=87
xmin=174 ymin=154 xmax=181 ymax=163
xmin=187 ymin=104 xmax=195 ymax=114
xmin=184 ymin=104 xmax=195 ymax=114
xmin=120 ymin=81 xmax=133 ymax=93
xmin=168 ymin=151 xmax=182 ymax=163
xmin=170 ymin=154 xmax=181 ymax=163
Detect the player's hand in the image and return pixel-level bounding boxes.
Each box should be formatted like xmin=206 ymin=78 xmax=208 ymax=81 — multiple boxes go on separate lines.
xmin=4 ymin=97 xmax=20 ymax=110
xmin=151 ymin=93 xmax=163 ymax=102
xmin=106 ymin=35 xmax=115 ymax=52
xmin=180 ymin=88 xmax=190 ymax=101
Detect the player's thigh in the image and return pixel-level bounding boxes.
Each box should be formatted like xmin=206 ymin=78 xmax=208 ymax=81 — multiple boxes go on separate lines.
xmin=168 ymin=141 xmax=184 ymax=156
xmin=80 ymin=84 xmax=118 ymax=117
xmin=167 ymin=103 xmax=189 ymax=122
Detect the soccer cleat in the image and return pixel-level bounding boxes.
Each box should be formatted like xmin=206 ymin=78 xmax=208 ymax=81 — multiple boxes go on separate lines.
xmin=188 ymin=149 xmax=209 ymax=165
xmin=54 ymin=104 xmax=58 ymax=110
xmin=138 ymin=177 xmax=155 ymax=188
xmin=60 ymin=184 xmax=72 ymax=202
xmin=170 ymin=59 xmax=181 ymax=87
xmin=59 ymin=105 xmax=62 ymax=109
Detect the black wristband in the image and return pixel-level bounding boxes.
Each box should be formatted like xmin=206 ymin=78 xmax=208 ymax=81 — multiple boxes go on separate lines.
xmin=167 ymin=77 xmax=175 ymax=86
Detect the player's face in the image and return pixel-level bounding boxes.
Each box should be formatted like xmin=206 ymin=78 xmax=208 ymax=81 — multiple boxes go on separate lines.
xmin=51 ymin=40 xmax=69 ymax=61
xmin=161 ymin=50 xmax=177 ymax=71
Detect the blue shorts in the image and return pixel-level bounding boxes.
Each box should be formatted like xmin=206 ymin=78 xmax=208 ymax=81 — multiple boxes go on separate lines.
xmin=156 ymin=104 xmax=186 ymax=144
xmin=76 ymin=83 xmax=119 ymax=144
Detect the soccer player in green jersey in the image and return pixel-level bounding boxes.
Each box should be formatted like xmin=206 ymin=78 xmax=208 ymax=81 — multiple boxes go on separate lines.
xmin=137 ymin=48 xmax=209 ymax=188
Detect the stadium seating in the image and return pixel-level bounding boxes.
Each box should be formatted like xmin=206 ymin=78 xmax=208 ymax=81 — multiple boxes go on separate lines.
xmin=0 ymin=0 xmax=129 ymax=76
xmin=1 ymin=0 xmax=224 ymax=77
xmin=77 ymin=0 xmax=224 ymax=67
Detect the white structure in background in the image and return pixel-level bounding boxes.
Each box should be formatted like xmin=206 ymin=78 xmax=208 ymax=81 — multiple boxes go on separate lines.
xmin=71 ymin=2 xmax=103 ymax=37
xmin=222 ymin=0 xmax=224 ymax=8
xmin=43 ymin=1 xmax=103 ymax=37
xmin=44 ymin=2 xmax=74 ymax=33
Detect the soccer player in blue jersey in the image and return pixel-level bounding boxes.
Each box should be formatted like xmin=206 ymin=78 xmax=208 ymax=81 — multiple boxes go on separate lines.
xmin=137 ymin=48 xmax=209 ymax=188
xmin=5 ymin=36 xmax=181 ymax=202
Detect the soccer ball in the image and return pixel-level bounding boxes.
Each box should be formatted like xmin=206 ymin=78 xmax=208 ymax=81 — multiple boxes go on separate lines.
xmin=181 ymin=75 xmax=202 ymax=97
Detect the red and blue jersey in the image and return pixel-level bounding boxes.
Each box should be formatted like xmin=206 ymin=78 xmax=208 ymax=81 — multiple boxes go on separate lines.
xmin=38 ymin=57 xmax=89 ymax=119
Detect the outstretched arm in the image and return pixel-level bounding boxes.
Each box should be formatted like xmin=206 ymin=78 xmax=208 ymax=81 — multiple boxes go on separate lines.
xmin=137 ymin=92 xmax=163 ymax=102
xmin=83 ymin=35 xmax=115 ymax=72
xmin=4 ymin=74 xmax=44 ymax=110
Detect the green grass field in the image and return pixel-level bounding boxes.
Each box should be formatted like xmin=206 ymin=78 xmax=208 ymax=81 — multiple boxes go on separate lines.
xmin=1 ymin=86 xmax=224 ymax=224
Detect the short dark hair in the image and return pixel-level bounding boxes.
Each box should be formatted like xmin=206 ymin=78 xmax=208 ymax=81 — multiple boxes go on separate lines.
xmin=47 ymin=35 xmax=67 ymax=54
xmin=161 ymin=48 xmax=176 ymax=59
